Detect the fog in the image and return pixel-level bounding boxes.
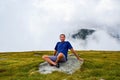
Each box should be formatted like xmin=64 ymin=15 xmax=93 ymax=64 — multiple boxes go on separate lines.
xmin=0 ymin=0 xmax=120 ymax=52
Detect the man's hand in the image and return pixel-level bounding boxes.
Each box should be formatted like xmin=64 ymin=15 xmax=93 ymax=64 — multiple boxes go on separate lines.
xmin=70 ymin=48 xmax=84 ymax=62
xmin=78 ymin=58 xmax=84 ymax=62
xmin=53 ymin=50 xmax=57 ymax=56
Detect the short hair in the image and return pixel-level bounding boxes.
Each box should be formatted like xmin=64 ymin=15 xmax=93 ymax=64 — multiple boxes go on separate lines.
xmin=60 ymin=34 xmax=66 ymax=37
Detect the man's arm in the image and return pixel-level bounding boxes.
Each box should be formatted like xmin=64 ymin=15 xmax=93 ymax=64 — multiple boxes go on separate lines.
xmin=70 ymin=48 xmax=83 ymax=61
xmin=53 ymin=50 xmax=57 ymax=56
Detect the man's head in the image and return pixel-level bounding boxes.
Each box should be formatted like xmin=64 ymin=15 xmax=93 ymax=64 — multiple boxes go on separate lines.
xmin=60 ymin=34 xmax=66 ymax=42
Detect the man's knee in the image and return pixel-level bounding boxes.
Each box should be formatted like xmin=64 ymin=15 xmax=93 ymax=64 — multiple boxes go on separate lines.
xmin=57 ymin=53 xmax=64 ymax=58
xmin=42 ymin=55 xmax=48 ymax=59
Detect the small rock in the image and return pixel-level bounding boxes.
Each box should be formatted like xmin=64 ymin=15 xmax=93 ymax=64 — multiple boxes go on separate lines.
xmin=100 ymin=78 xmax=105 ymax=80
xmin=0 ymin=58 xmax=7 ymax=60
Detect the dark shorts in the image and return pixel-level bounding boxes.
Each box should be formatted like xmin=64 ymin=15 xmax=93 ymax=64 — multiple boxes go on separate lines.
xmin=49 ymin=54 xmax=67 ymax=62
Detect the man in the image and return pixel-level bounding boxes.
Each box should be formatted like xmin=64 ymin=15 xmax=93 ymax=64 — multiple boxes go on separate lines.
xmin=42 ymin=34 xmax=83 ymax=68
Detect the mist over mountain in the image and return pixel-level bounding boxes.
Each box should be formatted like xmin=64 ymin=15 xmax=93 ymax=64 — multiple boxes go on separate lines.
xmin=0 ymin=0 xmax=120 ymax=51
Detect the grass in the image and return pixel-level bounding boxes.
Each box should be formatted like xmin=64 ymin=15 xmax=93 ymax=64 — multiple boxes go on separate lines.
xmin=0 ymin=51 xmax=120 ymax=80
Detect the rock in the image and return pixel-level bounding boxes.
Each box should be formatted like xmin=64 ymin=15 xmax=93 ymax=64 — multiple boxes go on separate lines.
xmin=0 ymin=58 xmax=7 ymax=60
xmin=39 ymin=55 xmax=83 ymax=74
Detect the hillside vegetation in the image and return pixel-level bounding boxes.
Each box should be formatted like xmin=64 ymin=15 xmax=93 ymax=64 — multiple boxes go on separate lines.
xmin=0 ymin=51 xmax=120 ymax=80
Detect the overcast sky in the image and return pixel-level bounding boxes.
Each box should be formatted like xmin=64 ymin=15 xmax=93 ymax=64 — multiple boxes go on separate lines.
xmin=0 ymin=0 xmax=120 ymax=52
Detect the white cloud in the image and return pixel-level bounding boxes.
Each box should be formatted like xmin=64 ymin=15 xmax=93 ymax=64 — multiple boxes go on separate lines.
xmin=0 ymin=0 xmax=120 ymax=51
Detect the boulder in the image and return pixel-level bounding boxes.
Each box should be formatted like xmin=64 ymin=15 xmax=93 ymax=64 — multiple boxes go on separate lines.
xmin=39 ymin=54 xmax=83 ymax=74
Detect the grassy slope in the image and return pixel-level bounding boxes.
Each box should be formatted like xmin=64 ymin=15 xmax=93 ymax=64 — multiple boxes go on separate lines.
xmin=0 ymin=51 xmax=120 ymax=80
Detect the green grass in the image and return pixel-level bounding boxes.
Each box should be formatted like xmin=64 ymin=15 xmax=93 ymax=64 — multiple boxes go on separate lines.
xmin=0 ymin=51 xmax=120 ymax=80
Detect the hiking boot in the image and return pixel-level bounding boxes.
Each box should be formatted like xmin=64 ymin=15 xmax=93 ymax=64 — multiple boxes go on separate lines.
xmin=55 ymin=63 xmax=60 ymax=68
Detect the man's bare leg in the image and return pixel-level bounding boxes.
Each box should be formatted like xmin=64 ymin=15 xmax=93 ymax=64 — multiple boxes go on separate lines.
xmin=55 ymin=53 xmax=64 ymax=63
xmin=42 ymin=55 xmax=56 ymax=65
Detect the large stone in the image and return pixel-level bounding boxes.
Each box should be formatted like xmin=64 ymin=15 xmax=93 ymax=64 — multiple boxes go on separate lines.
xmin=39 ymin=55 xmax=83 ymax=74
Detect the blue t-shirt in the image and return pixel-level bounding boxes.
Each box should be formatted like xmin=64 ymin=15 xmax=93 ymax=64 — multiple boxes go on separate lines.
xmin=54 ymin=41 xmax=73 ymax=60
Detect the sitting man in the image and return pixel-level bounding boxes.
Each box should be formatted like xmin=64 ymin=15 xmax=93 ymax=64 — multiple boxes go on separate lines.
xmin=42 ymin=34 xmax=83 ymax=68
